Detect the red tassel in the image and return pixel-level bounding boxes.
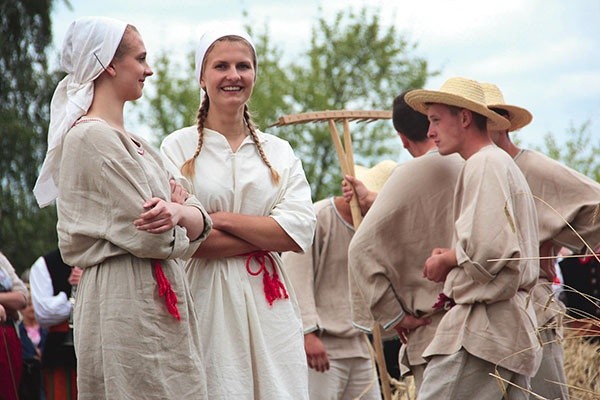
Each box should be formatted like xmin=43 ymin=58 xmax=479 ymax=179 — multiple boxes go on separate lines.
xmin=432 ymin=292 xmax=455 ymax=311
xmin=153 ymin=259 xmax=181 ymax=320
xmin=243 ymin=251 xmax=289 ymax=307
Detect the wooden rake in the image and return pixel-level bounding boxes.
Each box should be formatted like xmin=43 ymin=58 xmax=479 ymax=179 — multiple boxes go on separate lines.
xmin=271 ymin=109 xmax=394 ymax=400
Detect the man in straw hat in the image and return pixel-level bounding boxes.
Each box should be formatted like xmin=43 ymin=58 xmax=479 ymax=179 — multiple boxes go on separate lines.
xmin=344 ymin=91 xmax=464 ymax=393
xmin=283 ymin=160 xmax=396 ymax=400
xmin=404 ymin=77 xmax=542 ymax=399
xmin=483 ymin=82 xmax=600 ymax=399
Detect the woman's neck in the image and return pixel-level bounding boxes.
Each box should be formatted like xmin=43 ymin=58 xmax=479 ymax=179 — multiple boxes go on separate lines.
xmin=205 ymin=111 xmax=248 ymax=140
xmin=85 ymin=86 xmax=126 ymax=133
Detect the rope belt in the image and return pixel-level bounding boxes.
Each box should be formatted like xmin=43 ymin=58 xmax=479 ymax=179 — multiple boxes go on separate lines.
xmin=152 ymin=259 xmax=180 ymax=320
xmin=242 ymin=251 xmax=289 ymax=306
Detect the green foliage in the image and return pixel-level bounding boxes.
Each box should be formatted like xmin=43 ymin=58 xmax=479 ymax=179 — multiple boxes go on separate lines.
xmin=136 ymin=51 xmax=199 ymax=147
xmin=533 ymin=121 xmax=600 ymax=182
xmin=0 ymin=0 xmax=61 ymax=274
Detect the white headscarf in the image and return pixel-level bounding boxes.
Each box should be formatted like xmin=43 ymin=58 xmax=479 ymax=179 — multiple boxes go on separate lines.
xmin=194 ymin=26 xmax=257 ymax=89
xmin=33 ymin=16 xmax=128 ymax=208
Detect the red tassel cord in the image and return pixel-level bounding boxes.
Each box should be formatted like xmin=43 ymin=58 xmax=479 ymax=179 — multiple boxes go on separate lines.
xmin=432 ymin=292 xmax=456 ymax=311
xmin=153 ymin=259 xmax=181 ymax=320
xmin=244 ymin=251 xmax=289 ymax=306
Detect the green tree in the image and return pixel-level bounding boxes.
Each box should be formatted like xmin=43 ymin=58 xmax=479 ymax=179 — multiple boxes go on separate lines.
xmin=532 ymin=121 xmax=600 ymax=182
xmin=140 ymin=7 xmax=436 ymax=200
xmin=0 ymin=0 xmax=61 ymax=273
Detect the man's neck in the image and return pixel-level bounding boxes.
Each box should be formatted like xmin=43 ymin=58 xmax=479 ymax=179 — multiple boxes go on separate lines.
xmin=460 ymin=129 xmax=493 ymax=160
xmin=411 ymin=139 xmax=437 ymax=158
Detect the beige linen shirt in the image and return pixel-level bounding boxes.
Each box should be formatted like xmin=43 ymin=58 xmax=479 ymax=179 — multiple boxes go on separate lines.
xmin=348 ymin=150 xmax=463 ymax=370
xmin=515 ymin=149 xmax=600 ymax=325
xmin=283 ymin=197 xmax=370 ymax=359
xmin=424 ymin=145 xmax=542 ymax=377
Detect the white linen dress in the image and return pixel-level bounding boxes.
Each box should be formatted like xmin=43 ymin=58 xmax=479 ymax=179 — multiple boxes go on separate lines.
xmin=161 ymin=127 xmax=316 ymax=399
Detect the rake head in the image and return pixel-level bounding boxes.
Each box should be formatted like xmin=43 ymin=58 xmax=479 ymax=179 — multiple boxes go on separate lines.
xmin=269 ymin=110 xmax=392 ymax=127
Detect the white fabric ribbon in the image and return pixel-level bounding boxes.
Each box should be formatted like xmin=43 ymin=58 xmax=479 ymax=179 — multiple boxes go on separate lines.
xmin=34 ymin=16 xmax=127 ymax=207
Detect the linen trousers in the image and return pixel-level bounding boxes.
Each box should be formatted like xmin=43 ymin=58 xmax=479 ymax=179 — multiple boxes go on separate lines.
xmin=308 ymin=357 xmax=381 ymax=400
xmin=418 ymin=348 xmax=530 ymax=400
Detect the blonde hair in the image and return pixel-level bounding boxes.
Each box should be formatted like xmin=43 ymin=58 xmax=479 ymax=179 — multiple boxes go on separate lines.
xmin=181 ymin=37 xmax=280 ymax=185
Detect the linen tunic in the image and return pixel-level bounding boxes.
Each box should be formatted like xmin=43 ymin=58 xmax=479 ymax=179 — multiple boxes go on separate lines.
xmin=515 ymin=148 xmax=600 ymax=325
xmin=57 ymin=120 xmax=212 ymax=400
xmin=161 ymin=126 xmax=316 ymax=400
xmin=283 ymin=197 xmax=370 ymax=359
xmin=348 ymin=150 xmax=464 ymax=372
xmin=423 ymin=145 xmax=542 ymax=377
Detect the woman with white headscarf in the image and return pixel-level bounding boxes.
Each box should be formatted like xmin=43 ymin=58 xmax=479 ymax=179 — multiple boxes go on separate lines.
xmin=34 ymin=17 xmax=211 ymax=399
xmin=160 ymin=27 xmax=316 ymax=399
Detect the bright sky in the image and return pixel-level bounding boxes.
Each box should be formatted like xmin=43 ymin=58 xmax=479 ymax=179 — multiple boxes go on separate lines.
xmin=50 ymin=0 xmax=600 ymax=152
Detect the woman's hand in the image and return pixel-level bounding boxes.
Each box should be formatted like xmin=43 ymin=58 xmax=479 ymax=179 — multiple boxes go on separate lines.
xmin=170 ymin=179 xmax=189 ymax=205
xmin=0 ymin=304 xmax=6 ymax=323
xmin=134 ymin=198 xmax=182 ymax=233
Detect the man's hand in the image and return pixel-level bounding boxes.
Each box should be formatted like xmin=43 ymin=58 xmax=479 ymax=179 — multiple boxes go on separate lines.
xmin=423 ymin=247 xmax=457 ymax=282
xmin=393 ymin=314 xmax=432 ymax=344
xmin=304 ymin=332 xmax=330 ymax=372
xmin=342 ymin=175 xmax=376 ymax=214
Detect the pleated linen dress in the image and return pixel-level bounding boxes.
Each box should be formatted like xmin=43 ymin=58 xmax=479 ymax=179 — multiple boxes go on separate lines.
xmin=57 ymin=119 xmax=212 ymax=400
xmin=161 ymin=127 xmax=316 ymax=400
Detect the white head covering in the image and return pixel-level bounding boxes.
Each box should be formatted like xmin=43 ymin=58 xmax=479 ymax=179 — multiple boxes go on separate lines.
xmin=194 ymin=26 xmax=257 ymax=88
xmin=33 ymin=16 xmax=128 ymax=207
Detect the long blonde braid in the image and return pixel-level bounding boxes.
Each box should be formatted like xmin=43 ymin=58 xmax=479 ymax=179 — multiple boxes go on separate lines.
xmin=244 ymin=105 xmax=280 ymax=185
xmin=181 ymin=93 xmax=210 ymax=178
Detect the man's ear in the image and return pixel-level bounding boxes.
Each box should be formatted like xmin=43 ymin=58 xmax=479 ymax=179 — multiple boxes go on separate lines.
xmin=460 ymin=109 xmax=473 ymax=128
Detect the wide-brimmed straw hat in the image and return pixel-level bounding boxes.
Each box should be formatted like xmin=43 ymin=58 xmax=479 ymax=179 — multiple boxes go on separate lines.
xmin=480 ymin=82 xmax=533 ymax=132
xmin=354 ymin=160 xmax=396 ymax=192
xmin=405 ymin=77 xmax=510 ymax=131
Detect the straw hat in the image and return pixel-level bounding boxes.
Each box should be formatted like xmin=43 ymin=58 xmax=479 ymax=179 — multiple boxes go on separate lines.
xmin=354 ymin=160 xmax=397 ymax=192
xmin=480 ymin=82 xmax=533 ymax=132
xmin=405 ymin=77 xmax=510 ymax=131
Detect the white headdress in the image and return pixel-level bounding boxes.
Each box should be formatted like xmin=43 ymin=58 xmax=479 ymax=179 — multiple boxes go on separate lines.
xmin=33 ymin=16 xmax=127 ymax=207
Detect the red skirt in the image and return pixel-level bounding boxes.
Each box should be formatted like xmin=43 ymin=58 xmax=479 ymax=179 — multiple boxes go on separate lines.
xmin=0 ymin=322 xmax=22 ymax=400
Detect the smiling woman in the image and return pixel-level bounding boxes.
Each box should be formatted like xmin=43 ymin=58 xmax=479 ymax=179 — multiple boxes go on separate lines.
xmin=160 ymin=26 xmax=316 ymax=400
